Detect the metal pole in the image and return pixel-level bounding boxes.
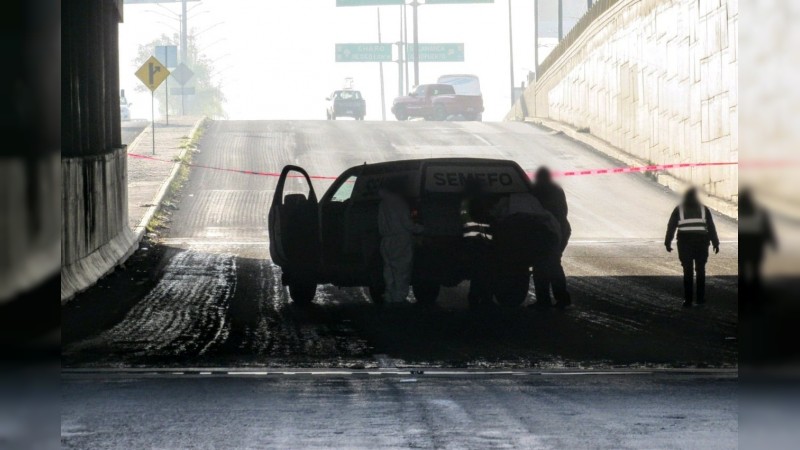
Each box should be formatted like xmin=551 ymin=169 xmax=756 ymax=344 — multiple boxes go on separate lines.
xmin=181 ymin=0 xmax=188 ymax=116
xmin=412 ymin=0 xmax=419 ymax=87
xmin=508 ymin=0 xmax=515 ymax=106
xmin=403 ymin=3 xmax=409 ymax=94
xmin=558 ymin=0 xmax=563 ymax=41
xmin=397 ymin=43 xmax=404 ymax=99
xmin=165 ymin=52 xmax=169 ymax=125
xmin=151 ymin=91 xmax=155 ymax=155
xmin=378 ymin=8 xmax=386 ymax=121
xmin=587 ymin=0 xmax=592 ymax=11
xmin=534 ymin=0 xmax=539 ymax=78
xmin=397 ymin=5 xmax=403 ymax=98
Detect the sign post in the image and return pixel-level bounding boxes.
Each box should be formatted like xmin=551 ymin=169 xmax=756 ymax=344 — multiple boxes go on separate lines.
xmin=155 ymin=45 xmax=177 ymax=125
xmin=135 ymin=56 xmax=170 ymax=154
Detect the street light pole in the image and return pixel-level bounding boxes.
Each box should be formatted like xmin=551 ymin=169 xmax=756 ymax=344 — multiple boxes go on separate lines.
xmin=403 ymin=3 xmax=409 ymax=94
xmin=558 ymin=0 xmax=563 ymax=41
xmin=412 ymin=0 xmax=419 ymax=87
xmin=377 ymin=8 xmax=386 ymax=121
xmin=508 ymin=0 xmax=515 ymax=106
xmin=181 ymin=0 xmax=188 ymax=115
xmin=534 ymin=0 xmax=539 ymax=79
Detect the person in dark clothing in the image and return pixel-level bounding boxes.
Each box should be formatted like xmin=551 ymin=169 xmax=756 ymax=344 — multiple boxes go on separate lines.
xmin=665 ymin=188 xmax=720 ymax=307
xmin=530 ymin=167 xmax=572 ymax=309
xmin=460 ymin=180 xmax=495 ymax=308
xmin=738 ymin=188 xmax=778 ymax=305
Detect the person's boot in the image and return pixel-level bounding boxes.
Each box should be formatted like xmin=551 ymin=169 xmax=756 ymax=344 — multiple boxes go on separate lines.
xmin=554 ymin=293 xmax=572 ymax=309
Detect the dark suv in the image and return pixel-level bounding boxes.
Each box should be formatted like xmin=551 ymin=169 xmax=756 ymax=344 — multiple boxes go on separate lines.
xmin=326 ymin=90 xmax=366 ymax=120
xmin=268 ymin=158 xmax=560 ymax=307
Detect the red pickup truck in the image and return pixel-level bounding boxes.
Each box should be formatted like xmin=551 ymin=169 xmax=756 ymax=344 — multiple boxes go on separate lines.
xmin=391 ymin=82 xmax=484 ymax=121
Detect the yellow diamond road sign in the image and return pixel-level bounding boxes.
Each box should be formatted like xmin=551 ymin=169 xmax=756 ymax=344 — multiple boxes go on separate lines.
xmin=135 ymin=56 xmax=170 ymax=92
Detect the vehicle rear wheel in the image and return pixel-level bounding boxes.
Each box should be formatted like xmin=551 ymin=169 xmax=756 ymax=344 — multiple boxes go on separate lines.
xmin=412 ymin=283 xmax=440 ymax=305
xmin=394 ymin=108 xmax=408 ymax=121
xmin=433 ymin=105 xmax=447 ymax=121
xmin=494 ymin=270 xmax=530 ymax=307
xmin=288 ymin=280 xmax=317 ymax=306
xmin=368 ymin=285 xmax=385 ymax=305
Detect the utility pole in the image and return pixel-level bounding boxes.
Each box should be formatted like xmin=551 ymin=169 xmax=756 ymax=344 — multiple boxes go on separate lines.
xmin=378 ymin=8 xmax=386 ymax=121
xmin=403 ymin=3 xmax=409 ymax=94
xmin=534 ymin=0 xmax=539 ymax=79
xmin=181 ymin=0 xmax=188 ymax=115
xmin=558 ymin=0 xmax=563 ymax=41
xmin=412 ymin=0 xmax=419 ymax=87
xmin=508 ymin=0 xmax=515 ymax=106
xmin=397 ymin=4 xmax=403 ymax=98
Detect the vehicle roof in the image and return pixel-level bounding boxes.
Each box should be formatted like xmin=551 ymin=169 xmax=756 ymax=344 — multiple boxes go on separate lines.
xmin=351 ymin=157 xmax=522 ymax=174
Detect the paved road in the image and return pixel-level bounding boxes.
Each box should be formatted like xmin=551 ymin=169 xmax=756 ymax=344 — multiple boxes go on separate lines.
xmin=121 ymin=120 xmax=148 ymax=146
xmin=61 ymin=371 xmax=738 ymax=449
xmin=63 ymin=120 xmax=738 ymax=368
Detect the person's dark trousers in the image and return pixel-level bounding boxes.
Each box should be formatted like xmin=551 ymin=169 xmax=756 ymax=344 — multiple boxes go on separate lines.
xmin=467 ymin=241 xmax=494 ymax=306
xmin=678 ymin=238 xmax=709 ymax=304
xmin=532 ymin=252 xmax=569 ymax=307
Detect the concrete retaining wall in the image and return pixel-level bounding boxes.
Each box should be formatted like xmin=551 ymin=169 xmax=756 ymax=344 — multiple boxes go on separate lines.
xmin=510 ymin=0 xmax=738 ymax=209
xmin=61 ymin=147 xmax=136 ymax=301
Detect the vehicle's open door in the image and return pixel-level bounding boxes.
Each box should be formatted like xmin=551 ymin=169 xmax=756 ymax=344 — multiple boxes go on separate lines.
xmin=268 ymin=165 xmax=320 ymax=274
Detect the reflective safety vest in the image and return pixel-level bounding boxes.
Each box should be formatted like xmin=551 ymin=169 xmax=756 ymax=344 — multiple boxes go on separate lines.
xmin=677 ymin=204 xmax=708 ymax=235
xmin=461 ymin=199 xmax=492 ymax=241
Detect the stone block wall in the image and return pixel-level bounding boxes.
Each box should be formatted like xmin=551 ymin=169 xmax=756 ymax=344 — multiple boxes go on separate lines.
xmin=516 ymin=0 xmax=738 ymax=205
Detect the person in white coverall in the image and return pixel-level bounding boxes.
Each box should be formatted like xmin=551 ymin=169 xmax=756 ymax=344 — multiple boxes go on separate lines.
xmin=378 ymin=178 xmax=424 ymax=304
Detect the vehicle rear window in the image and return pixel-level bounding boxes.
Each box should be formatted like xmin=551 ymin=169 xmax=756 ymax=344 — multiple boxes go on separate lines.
xmin=336 ymin=91 xmax=362 ymax=100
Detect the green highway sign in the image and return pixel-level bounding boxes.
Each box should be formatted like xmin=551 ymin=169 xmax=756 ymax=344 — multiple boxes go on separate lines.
xmin=336 ymin=0 xmax=403 ymax=6
xmin=425 ymin=0 xmax=494 ymax=3
xmin=405 ymin=43 xmax=464 ymax=62
xmin=336 ymin=44 xmax=393 ymax=62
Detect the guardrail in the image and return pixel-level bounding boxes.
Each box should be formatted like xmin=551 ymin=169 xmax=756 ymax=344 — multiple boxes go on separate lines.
xmin=537 ymin=0 xmax=621 ymax=78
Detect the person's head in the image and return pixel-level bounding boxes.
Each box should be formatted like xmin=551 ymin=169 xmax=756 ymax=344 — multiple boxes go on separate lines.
xmin=739 ymin=188 xmax=755 ymax=214
xmin=683 ymin=187 xmax=700 ymax=206
xmin=379 ymin=176 xmax=406 ymax=197
xmin=535 ymin=166 xmax=552 ymax=184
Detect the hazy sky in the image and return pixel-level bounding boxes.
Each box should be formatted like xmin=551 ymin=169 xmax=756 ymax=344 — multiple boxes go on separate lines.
xmin=120 ymin=0 xmax=584 ymax=121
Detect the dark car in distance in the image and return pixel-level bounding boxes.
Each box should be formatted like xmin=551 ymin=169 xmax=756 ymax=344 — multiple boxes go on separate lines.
xmin=391 ymin=83 xmax=484 ymax=121
xmin=326 ymin=90 xmax=366 ymax=120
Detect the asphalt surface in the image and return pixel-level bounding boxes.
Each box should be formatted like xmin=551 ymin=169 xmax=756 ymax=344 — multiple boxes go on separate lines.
xmin=121 ymin=119 xmax=148 ymax=146
xmin=61 ymin=371 xmax=738 ymax=449
xmin=63 ymin=120 xmax=739 ymax=368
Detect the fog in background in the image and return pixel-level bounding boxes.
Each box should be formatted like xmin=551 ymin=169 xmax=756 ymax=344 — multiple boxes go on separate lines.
xmin=120 ymin=0 xmax=581 ymax=121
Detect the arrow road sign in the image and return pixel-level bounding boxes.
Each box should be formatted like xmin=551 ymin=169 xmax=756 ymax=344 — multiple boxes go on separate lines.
xmin=405 ymin=43 xmax=465 ymax=62
xmin=335 ymin=43 xmax=393 ymax=62
xmin=135 ymin=56 xmax=170 ymax=91
xmin=170 ymin=63 xmax=194 ymax=86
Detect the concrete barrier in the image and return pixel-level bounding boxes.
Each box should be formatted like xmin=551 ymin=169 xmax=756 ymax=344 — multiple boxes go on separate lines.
xmin=61 ymin=147 xmax=136 ymax=302
xmin=509 ymin=0 xmax=738 ymax=215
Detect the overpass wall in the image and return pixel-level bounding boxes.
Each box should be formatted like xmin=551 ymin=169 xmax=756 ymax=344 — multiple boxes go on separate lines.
xmin=61 ymin=0 xmax=130 ymax=301
xmin=512 ymin=0 xmax=738 ymax=206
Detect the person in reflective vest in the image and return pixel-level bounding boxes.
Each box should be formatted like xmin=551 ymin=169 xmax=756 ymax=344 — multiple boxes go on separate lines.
xmin=738 ymin=188 xmax=777 ymax=303
xmin=460 ymin=180 xmax=494 ymax=308
xmin=665 ymin=188 xmax=720 ymax=307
